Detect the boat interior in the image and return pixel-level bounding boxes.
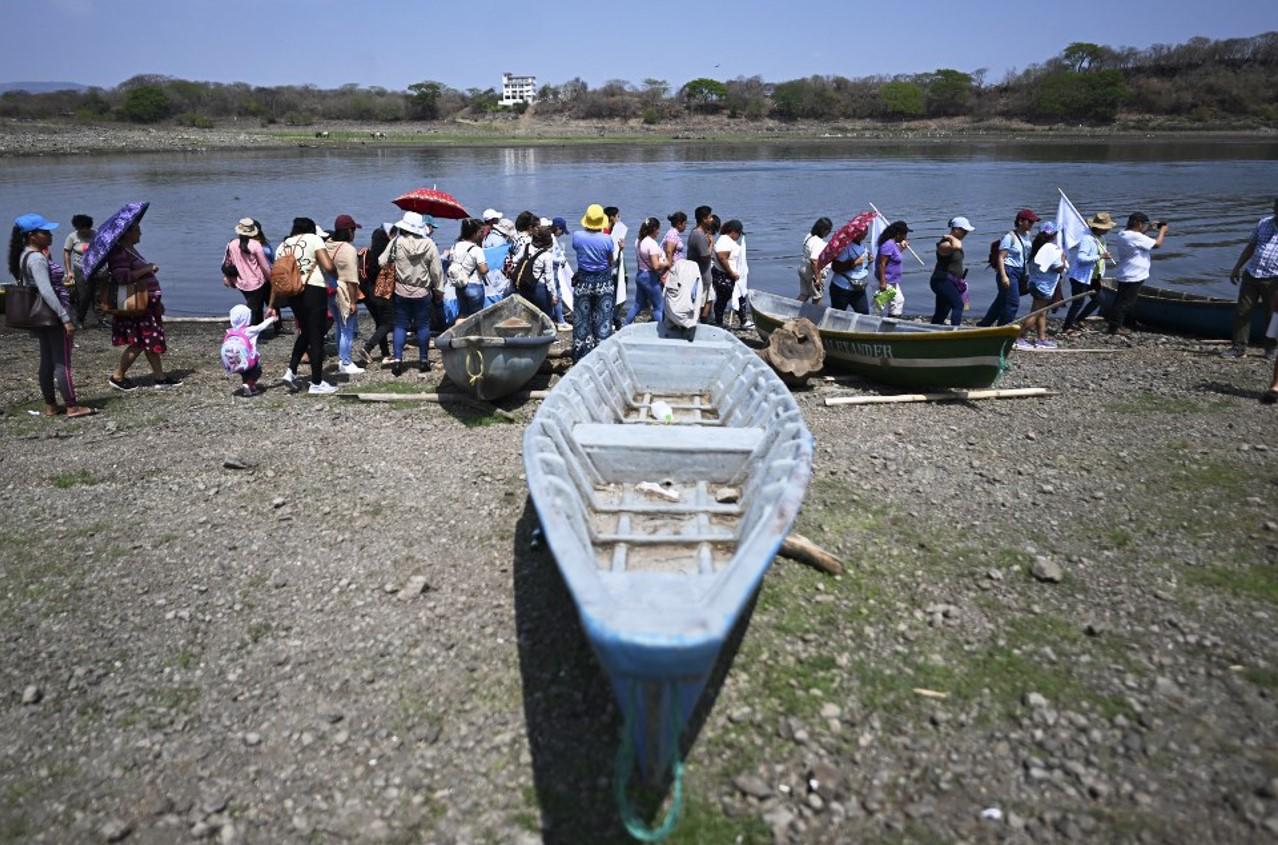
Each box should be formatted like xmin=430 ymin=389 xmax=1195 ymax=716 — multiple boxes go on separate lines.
xmin=526 ymin=327 xmax=809 ymax=579
xmin=440 ymin=294 xmax=555 ymax=342
xmin=751 ymin=290 xmax=964 ymax=334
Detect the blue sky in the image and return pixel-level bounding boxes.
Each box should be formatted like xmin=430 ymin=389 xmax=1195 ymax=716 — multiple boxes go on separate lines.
xmin=3 ymin=0 xmax=1275 ymax=92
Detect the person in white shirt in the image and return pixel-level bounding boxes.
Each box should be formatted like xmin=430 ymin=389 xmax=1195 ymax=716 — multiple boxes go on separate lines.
xmin=1107 ymin=212 xmax=1168 ymax=335
xmin=798 ymin=217 xmax=832 ymax=303
xmin=712 ymin=219 xmax=745 ymax=325
xmin=279 ymin=217 xmax=337 ymax=393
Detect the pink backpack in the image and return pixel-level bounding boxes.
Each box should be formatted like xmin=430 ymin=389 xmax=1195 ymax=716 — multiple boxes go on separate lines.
xmin=219 ymin=327 xmax=258 ymax=375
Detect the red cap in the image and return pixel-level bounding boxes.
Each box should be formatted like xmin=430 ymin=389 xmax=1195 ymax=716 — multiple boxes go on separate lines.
xmin=333 ymin=213 xmax=362 ymax=230
xmin=1016 ymin=209 xmax=1040 ymax=223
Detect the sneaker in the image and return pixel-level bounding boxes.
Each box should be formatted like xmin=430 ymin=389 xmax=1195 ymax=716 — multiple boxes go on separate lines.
xmin=391 ymin=363 xmax=404 ymax=377
xmin=1037 ymin=338 xmax=1058 ymax=349
xmin=556 ymin=322 xmax=571 ymax=332
xmin=154 ymin=375 xmax=183 ymax=389
xmin=339 ymin=362 xmax=365 ymax=375
xmin=1013 ymin=338 xmax=1037 ymax=351
xmin=238 ymin=384 xmax=264 ymax=398
xmin=740 ymin=320 xmax=755 ymax=330
xmin=108 ymin=375 xmax=137 ymax=392
xmin=308 ymin=381 xmax=338 ymax=395
xmin=1221 ymin=345 xmax=1247 ymax=359
xmin=383 ymin=357 xmax=401 ymax=369
xmin=281 ymin=367 xmax=297 ymax=386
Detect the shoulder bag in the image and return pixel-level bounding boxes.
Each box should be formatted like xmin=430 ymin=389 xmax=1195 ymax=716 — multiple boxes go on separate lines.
xmin=5 ymin=252 xmax=61 ymax=329
xmin=373 ymin=238 xmax=397 ymax=299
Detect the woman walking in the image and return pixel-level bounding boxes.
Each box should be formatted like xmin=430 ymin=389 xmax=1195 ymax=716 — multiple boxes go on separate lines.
xmin=930 ymin=217 xmax=974 ymax=326
xmin=624 ymin=217 xmax=669 ymax=325
xmin=978 ymin=209 xmax=1038 ymax=327
xmin=107 ymin=220 xmax=181 ymax=391
xmin=712 ymin=220 xmax=745 ymax=325
xmin=380 ymin=211 xmax=442 ymax=376
xmin=279 ymin=217 xmax=337 ymax=394
xmin=830 ymin=229 xmax=872 ymax=314
xmin=1061 ymin=212 xmax=1115 ymax=334
xmin=570 ymin=204 xmax=617 ymax=361
xmin=797 ymin=217 xmax=832 ymax=304
xmin=1017 ymin=222 xmax=1065 ymax=349
xmin=327 ymin=214 xmax=364 ymax=376
xmin=449 ymin=218 xmax=490 ymax=318
xmin=874 ymin=221 xmax=910 ymax=316
xmin=223 ymin=218 xmax=274 ymax=328
xmin=360 ymin=223 xmax=394 ymax=361
xmin=9 ymin=214 xmax=93 ymax=417
xmin=662 ymin=211 xmax=688 ymax=270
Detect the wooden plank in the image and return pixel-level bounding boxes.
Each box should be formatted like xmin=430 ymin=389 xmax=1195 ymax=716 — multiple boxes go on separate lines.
xmin=824 ymin=387 xmax=1055 ymax=407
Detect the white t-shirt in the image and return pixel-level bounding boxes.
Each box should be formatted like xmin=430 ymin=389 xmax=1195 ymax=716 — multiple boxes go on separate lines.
xmin=610 ymin=221 xmax=628 ymax=263
xmin=277 ymin=233 xmax=327 ymax=288
xmin=803 ymin=234 xmax=827 ymax=285
xmin=451 ymin=241 xmax=487 ymax=286
xmin=1111 ymin=230 xmax=1158 ymax=283
xmin=714 ymin=234 xmax=742 ymax=275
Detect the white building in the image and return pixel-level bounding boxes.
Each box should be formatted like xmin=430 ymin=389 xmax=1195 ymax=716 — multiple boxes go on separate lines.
xmin=500 ymin=73 xmax=537 ymax=106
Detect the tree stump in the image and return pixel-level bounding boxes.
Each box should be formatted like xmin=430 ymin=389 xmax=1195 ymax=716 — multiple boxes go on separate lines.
xmin=762 ymin=317 xmax=824 ymax=387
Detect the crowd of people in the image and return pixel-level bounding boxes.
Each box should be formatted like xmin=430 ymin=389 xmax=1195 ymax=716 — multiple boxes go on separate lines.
xmin=6 ymin=196 xmax=1278 ymax=410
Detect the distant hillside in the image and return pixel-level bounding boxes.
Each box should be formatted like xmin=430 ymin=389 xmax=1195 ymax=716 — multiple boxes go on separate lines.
xmin=0 ymin=81 xmax=88 ymax=94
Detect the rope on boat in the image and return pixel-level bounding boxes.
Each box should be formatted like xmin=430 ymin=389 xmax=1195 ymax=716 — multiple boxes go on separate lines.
xmin=614 ymin=683 xmax=685 ymax=842
xmin=465 ymin=347 xmax=485 ymax=389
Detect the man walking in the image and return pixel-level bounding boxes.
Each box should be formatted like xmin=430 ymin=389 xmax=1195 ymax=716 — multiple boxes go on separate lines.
xmin=1224 ymin=198 xmax=1278 ymax=359
xmin=1107 ymin=213 xmax=1168 ymax=335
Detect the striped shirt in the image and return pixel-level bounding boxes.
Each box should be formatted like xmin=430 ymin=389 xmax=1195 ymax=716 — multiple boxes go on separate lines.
xmin=1245 ymin=215 xmax=1278 ymax=278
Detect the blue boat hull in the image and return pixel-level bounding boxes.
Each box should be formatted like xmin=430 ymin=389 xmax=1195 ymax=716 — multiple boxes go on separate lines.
xmin=1120 ymin=285 xmax=1268 ymax=343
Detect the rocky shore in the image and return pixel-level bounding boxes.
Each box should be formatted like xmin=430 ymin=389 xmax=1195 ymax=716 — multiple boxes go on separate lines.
xmin=1 ymin=318 xmax=1276 ymax=844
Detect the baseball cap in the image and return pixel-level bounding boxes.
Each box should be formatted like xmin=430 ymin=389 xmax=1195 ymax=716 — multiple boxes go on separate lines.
xmin=1040 ymin=220 xmax=1059 ymax=236
xmin=1016 ymin=208 xmax=1041 ymax=223
xmin=333 ymin=213 xmax=362 ymax=231
xmin=552 ymin=216 xmax=568 ymax=232
xmin=948 ymin=216 xmax=975 ymax=232
xmin=14 ymin=212 xmax=58 ymax=233
xmin=482 ymin=208 xmax=503 ymax=222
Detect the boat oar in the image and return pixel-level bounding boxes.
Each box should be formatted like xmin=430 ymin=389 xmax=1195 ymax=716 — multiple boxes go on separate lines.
xmin=1015 ymin=289 xmax=1095 ymax=326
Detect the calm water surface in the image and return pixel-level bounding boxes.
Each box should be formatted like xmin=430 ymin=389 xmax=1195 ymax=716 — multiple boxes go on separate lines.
xmin=3 ymin=139 xmax=1277 ymax=316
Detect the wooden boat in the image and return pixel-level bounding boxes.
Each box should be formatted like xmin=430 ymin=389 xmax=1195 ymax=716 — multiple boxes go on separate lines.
xmin=522 ymin=322 xmax=813 ymax=826
xmin=434 ymin=294 xmax=556 ymax=400
xmin=1127 ymin=284 xmax=1266 ymax=343
xmin=749 ymin=290 xmax=1020 ymax=389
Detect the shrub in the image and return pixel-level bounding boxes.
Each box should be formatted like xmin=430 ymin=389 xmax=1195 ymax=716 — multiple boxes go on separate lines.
xmin=176 ymin=111 xmax=215 ymax=129
xmin=120 ymin=85 xmax=171 ymax=123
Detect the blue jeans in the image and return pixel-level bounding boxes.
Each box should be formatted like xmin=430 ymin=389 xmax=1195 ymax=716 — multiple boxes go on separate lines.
xmin=929 ymin=274 xmax=965 ymax=326
xmin=829 ymin=282 xmax=868 ymax=314
xmin=572 ymin=269 xmax=616 ymax=362
xmin=331 ymin=299 xmax=358 ymax=365
xmin=458 ymin=283 xmax=486 ymax=317
xmin=393 ymin=295 xmax=431 ymax=363
xmin=1062 ymin=278 xmax=1099 ymax=331
xmin=524 ymin=282 xmax=554 ymax=317
xmin=624 ymin=269 xmax=664 ymax=325
xmin=977 ymin=269 xmax=1024 ymax=326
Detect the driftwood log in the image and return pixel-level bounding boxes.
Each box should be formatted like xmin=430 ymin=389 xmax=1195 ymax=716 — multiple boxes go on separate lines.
xmin=760 ymin=318 xmax=824 ymax=387
xmin=779 ymin=533 xmax=844 ymax=576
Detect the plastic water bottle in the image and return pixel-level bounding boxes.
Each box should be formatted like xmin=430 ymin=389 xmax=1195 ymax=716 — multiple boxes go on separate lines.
xmin=650 ymin=399 xmax=674 ymax=423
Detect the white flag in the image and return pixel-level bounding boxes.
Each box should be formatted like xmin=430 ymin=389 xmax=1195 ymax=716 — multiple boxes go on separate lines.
xmin=867 ymin=212 xmax=887 ymax=262
xmin=1056 ymin=191 xmax=1090 ymax=254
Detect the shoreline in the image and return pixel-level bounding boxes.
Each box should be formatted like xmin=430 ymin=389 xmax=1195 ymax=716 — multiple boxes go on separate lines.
xmin=2 ymin=117 xmax=1275 ymax=158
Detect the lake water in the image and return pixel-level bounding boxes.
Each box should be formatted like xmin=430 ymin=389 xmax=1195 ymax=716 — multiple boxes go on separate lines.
xmin=3 ymin=138 xmax=1277 ymax=317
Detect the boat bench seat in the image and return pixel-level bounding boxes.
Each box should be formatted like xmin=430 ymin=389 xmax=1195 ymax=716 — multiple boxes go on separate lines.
xmin=572 ymin=423 xmax=763 ymax=483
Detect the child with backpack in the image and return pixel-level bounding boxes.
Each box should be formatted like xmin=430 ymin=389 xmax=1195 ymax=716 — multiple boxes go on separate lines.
xmin=220 ymin=304 xmax=277 ymax=396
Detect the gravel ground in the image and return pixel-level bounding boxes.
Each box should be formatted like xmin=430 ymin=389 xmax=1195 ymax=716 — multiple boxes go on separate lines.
xmin=1 ymin=316 xmax=1276 ymax=844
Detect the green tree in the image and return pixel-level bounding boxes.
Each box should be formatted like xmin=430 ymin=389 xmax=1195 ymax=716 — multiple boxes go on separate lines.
xmin=120 ymin=85 xmax=171 ymax=123
xmin=680 ymin=78 xmax=727 ymax=113
xmin=924 ymin=69 xmax=973 ymax=116
xmin=406 ymin=81 xmax=442 ymax=120
xmin=1034 ymin=69 xmax=1128 ymax=121
xmin=1062 ymin=42 xmax=1105 ymax=72
xmin=879 ymin=81 xmax=924 ymax=117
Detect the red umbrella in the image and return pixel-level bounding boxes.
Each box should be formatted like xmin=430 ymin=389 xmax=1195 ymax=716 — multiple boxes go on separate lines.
xmin=817 ymin=210 xmax=876 ymax=272
xmin=392 ymin=188 xmax=469 ymax=220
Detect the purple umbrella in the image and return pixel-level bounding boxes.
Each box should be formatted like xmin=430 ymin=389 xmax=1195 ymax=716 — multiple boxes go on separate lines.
xmin=82 ymin=201 xmax=149 ymax=279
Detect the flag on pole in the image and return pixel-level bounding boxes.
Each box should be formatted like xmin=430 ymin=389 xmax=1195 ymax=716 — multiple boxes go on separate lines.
xmin=1056 ymin=189 xmax=1090 ymax=254
xmin=867 ymin=212 xmax=887 ymax=263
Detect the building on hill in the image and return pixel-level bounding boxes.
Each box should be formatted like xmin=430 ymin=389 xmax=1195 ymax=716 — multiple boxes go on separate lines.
xmin=500 ymin=73 xmax=537 ymax=106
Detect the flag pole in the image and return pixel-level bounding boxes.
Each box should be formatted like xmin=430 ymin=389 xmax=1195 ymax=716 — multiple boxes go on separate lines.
xmin=868 ymin=201 xmax=926 ymax=266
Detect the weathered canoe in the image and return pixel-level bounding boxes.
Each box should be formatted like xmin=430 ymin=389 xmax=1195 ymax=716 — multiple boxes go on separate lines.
xmin=1127 ymin=284 xmax=1267 ymax=343
xmin=522 ymin=322 xmax=813 ymax=829
xmin=434 ymin=294 xmax=556 ymax=400
xmin=749 ymin=290 xmax=1020 ymax=389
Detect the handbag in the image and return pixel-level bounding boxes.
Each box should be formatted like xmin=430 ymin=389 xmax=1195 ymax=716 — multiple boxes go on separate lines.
xmin=373 ymin=239 xmax=396 ymax=299
xmin=221 ymin=245 xmax=238 ymax=280
xmin=5 ymin=252 xmax=61 ymax=329
xmin=105 ymin=281 xmax=150 ymax=317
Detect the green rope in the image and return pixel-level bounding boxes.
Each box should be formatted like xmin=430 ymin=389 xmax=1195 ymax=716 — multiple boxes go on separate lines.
xmin=614 ymin=684 xmax=686 ymax=842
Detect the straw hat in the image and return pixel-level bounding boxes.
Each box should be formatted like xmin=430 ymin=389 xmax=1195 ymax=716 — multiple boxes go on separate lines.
xmin=580 ymin=203 xmax=608 ymax=231
xmin=1087 ymin=212 xmax=1116 ymax=231
xmin=234 ymin=218 xmax=259 ymax=237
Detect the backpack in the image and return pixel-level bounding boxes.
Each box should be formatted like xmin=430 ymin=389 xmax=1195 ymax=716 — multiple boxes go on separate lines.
xmin=270 ymin=241 xmax=305 ymax=298
xmin=447 ymin=244 xmax=481 ymax=287
xmin=220 ymin=327 xmax=258 ymax=375
xmin=511 ymin=246 xmax=549 ymax=296
xmin=663 ymin=259 xmax=703 ymax=329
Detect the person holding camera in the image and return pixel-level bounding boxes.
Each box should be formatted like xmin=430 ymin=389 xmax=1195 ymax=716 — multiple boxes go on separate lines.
xmin=1106 ymin=213 xmax=1167 ymax=335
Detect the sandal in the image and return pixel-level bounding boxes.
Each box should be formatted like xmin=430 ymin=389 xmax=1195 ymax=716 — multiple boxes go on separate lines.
xmin=65 ymin=406 xmax=97 ymax=418
xmin=1262 ymin=390 xmax=1278 ymax=406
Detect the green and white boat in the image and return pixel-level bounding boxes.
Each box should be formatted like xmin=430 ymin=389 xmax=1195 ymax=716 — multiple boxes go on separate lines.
xmin=748 ymin=291 xmax=1020 ymax=390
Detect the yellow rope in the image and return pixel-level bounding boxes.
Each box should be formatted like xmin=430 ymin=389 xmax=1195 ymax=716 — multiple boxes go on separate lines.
xmin=465 ymin=347 xmax=485 ymax=388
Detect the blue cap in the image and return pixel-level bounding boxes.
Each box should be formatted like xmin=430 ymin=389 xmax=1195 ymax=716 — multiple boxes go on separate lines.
xmin=14 ymin=213 xmax=58 ymax=233
xmin=552 ymin=216 xmax=568 ymax=232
